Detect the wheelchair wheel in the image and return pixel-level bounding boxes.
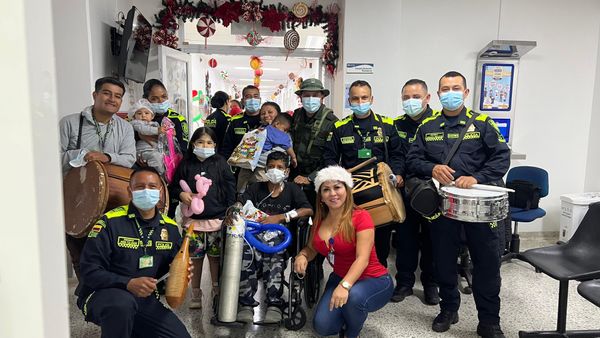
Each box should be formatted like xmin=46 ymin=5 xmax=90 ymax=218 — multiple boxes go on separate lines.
xmin=283 ymin=307 xmax=306 ymax=331
xmin=304 ymin=260 xmax=320 ymax=308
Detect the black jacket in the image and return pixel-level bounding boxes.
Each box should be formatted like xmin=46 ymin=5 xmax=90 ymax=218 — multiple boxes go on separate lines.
xmin=205 ymin=108 xmax=231 ymax=150
xmin=393 ymin=106 xmax=438 ymax=177
xmin=406 ymin=107 xmax=510 ymax=183
xmin=77 ymin=204 xmax=182 ymax=306
xmin=169 ymin=154 xmax=236 ymax=219
xmin=220 ymin=112 xmax=262 ymax=159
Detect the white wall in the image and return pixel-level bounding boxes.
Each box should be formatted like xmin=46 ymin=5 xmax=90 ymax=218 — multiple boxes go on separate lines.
xmin=1 ymin=0 xmax=69 ymax=337
xmin=337 ymin=0 xmax=600 ymax=232
xmin=585 ymin=23 xmax=600 ymax=192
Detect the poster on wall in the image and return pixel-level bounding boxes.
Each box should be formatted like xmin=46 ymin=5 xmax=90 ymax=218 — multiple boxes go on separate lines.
xmin=346 ymin=63 xmax=374 ymax=74
xmin=479 ymin=63 xmax=514 ymax=111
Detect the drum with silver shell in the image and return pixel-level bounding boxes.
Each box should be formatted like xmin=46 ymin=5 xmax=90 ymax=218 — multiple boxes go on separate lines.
xmin=439 ymin=186 xmax=508 ymax=223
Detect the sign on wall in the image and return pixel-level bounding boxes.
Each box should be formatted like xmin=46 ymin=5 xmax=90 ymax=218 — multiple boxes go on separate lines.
xmin=479 ymin=63 xmax=514 ymax=112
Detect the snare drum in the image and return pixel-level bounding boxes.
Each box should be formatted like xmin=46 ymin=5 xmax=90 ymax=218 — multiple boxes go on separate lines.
xmin=63 ymin=161 xmax=169 ymax=237
xmin=351 ymin=162 xmax=406 ymax=226
xmin=439 ymin=186 xmax=508 ymax=223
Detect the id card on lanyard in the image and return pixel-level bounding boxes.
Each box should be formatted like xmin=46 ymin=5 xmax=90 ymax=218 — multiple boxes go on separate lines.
xmin=135 ymin=220 xmax=155 ymax=269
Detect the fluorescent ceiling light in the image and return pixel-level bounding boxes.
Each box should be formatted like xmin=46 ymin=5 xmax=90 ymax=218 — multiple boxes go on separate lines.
xmin=239 ymin=79 xmax=275 ymax=82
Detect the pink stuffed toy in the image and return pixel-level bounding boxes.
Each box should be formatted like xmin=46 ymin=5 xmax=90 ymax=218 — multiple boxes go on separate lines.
xmin=179 ymin=175 xmax=212 ymax=217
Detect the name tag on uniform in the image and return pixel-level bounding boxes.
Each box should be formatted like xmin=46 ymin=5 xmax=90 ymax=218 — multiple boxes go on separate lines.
xmin=234 ymin=128 xmax=246 ymax=135
xmin=139 ymin=255 xmax=154 ymax=269
xmin=358 ymin=148 xmax=372 ymax=159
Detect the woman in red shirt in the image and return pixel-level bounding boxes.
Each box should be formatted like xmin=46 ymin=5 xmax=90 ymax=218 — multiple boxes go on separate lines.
xmin=294 ymin=166 xmax=394 ymax=338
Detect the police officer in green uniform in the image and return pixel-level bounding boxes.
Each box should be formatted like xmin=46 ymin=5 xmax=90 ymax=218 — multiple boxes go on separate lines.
xmin=392 ymin=79 xmax=439 ymax=305
xmin=289 ymin=78 xmax=338 ymax=208
xmin=323 ymin=80 xmax=403 ymax=267
xmin=221 ymin=85 xmax=263 ymax=159
xmin=204 ymin=91 xmax=231 ymax=150
xmin=407 ymin=71 xmax=509 ymax=338
xmin=77 ymin=167 xmax=192 ymax=338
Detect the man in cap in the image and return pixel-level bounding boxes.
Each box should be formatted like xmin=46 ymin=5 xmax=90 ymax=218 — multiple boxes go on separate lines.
xmin=289 ymin=78 xmax=338 ymax=208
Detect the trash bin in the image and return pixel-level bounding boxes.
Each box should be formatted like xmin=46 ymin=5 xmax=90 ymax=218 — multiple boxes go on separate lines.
xmin=560 ymin=192 xmax=600 ymax=241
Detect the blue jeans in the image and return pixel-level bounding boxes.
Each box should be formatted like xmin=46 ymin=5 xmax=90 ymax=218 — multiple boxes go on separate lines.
xmin=313 ymin=272 xmax=394 ymax=338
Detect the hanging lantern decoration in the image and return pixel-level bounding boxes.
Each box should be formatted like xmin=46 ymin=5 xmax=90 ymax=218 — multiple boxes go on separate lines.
xmin=246 ymin=29 xmax=264 ymax=47
xmin=254 ymin=68 xmax=264 ymax=77
xmin=208 ymin=58 xmax=218 ymax=68
xmin=292 ymin=2 xmax=309 ymax=19
xmin=284 ymin=28 xmax=300 ymax=61
xmin=249 ymin=56 xmax=262 ymax=70
xmin=254 ymin=75 xmax=261 ymax=87
xmin=196 ymin=15 xmax=216 ymax=49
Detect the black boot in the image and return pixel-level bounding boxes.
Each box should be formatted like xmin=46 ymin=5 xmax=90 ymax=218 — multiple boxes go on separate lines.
xmin=432 ymin=310 xmax=459 ymax=332
xmin=423 ymin=286 xmax=440 ymax=305
xmin=476 ymin=323 xmax=505 ymax=338
xmin=390 ymin=286 xmax=413 ymax=303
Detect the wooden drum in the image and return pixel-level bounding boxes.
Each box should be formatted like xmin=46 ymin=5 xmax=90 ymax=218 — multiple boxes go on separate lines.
xmin=63 ymin=161 xmax=169 ymax=238
xmin=351 ymin=162 xmax=406 ymax=226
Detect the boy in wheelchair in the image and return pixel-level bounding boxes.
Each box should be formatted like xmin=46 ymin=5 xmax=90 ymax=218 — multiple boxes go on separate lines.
xmin=237 ymin=151 xmax=313 ymax=324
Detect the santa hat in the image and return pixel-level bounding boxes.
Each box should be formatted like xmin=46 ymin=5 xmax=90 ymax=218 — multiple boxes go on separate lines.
xmin=314 ymin=166 xmax=353 ymax=193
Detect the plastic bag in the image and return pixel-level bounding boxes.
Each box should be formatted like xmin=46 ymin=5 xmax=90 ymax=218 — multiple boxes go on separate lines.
xmin=241 ymin=200 xmax=268 ymax=222
xmin=227 ymin=127 xmax=267 ymax=170
xmin=160 ymin=118 xmax=183 ymax=183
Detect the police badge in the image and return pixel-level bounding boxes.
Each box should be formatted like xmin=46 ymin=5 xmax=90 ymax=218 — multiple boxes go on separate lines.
xmin=160 ymin=228 xmax=169 ymax=241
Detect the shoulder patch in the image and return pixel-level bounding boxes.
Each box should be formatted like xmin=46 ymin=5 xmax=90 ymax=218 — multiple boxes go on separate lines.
xmin=87 ymin=221 xmax=105 ymax=238
xmin=380 ymin=116 xmax=394 ymax=125
xmin=160 ymin=214 xmax=178 ymax=227
xmin=420 ymin=113 xmax=442 ymax=126
xmin=476 ymin=113 xmax=488 ymax=122
xmin=394 ymin=115 xmax=407 ymax=123
xmin=230 ymin=114 xmax=244 ymax=121
xmin=105 ymin=205 xmax=129 ymax=219
xmin=334 ymin=116 xmax=352 ymax=128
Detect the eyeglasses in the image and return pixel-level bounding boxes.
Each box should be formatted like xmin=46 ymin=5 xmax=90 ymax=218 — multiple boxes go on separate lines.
xmin=326 ymin=237 xmax=335 ymax=267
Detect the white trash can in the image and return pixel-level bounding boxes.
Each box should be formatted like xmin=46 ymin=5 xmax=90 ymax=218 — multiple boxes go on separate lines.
xmin=559 ymin=192 xmax=600 ymax=241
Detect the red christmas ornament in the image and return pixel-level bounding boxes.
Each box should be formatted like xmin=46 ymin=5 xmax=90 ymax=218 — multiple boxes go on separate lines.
xmin=208 ymin=58 xmax=217 ymax=68
xmin=254 ymin=68 xmax=263 ymax=77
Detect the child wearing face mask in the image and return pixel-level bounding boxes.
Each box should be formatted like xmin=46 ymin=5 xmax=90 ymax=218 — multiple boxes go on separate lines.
xmin=129 ymin=99 xmax=167 ymax=176
xmin=236 ymin=151 xmax=314 ymax=324
xmin=168 ymin=127 xmax=236 ymax=310
xmin=236 ymin=102 xmax=297 ymax=193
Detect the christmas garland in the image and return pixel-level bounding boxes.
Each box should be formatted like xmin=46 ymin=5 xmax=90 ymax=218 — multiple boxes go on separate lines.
xmin=153 ymin=0 xmax=340 ymax=75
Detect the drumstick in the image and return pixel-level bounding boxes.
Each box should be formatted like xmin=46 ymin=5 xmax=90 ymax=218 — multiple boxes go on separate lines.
xmin=347 ymin=157 xmax=377 ymax=173
xmin=156 ymin=272 xmax=169 ymax=283
xmin=471 ymin=184 xmax=515 ymax=193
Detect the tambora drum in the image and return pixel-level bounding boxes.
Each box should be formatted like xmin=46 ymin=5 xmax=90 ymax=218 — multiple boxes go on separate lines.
xmin=63 ymin=161 xmax=169 ymax=238
xmin=439 ymin=186 xmax=508 ymax=223
xmin=351 ymin=162 xmax=406 ymax=226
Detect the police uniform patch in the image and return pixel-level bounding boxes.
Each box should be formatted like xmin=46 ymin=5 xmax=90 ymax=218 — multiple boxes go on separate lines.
xmin=326 ymin=132 xmax=333 ymax=141
xmin=117 ymin=236 xmax=140 ymax=250
xmin=88 ymin=224 xmax=103 ymax=238
xmin=234 ymin=128 xmax=246 ymax=135
xmin=341 ymin=136 xmax=355 ymax=144
xmin=156 ymin=241 xmax=173 ymax=250
xmin=160 ymin=228 xmax=169 ymax=241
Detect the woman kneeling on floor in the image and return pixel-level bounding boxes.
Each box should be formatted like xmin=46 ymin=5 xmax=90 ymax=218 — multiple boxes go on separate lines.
xmin=294 ymin=166 xmax=394 ymax=338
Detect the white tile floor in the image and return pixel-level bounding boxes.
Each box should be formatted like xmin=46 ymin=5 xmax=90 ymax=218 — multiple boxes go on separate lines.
xmin=68 ymin=236 xmax=600 ymax=337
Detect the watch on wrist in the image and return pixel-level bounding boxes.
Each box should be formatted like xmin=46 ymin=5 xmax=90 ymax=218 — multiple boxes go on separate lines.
xmin=340 ymin=280 xmax=352 ymax=291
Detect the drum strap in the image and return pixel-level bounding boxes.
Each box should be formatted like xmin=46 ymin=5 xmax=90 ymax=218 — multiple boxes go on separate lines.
xmin=443 ymin=113 xmax=477 ymax=165
xmin=76 ymin=113 xmax=84 ymax=149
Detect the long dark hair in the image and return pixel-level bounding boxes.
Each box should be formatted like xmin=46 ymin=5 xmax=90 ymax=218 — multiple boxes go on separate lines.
xmin=187 ymin=127 xmax=218 ymax=158
xmin=186 ymin=127 xmax=228 ymax=202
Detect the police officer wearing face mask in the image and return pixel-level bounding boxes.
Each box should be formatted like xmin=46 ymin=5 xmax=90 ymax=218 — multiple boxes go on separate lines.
xmin=221 ymin=85 xmax=263 ymax=159
xmin=392 ymin=79 xmax=440 ymax=305
xmin=143 ymin=79 xmax=189 ymax=151
xmin=77 ymin=167 xmax=192 ymax=338
xmin=323 ymin=80 xmax=404 ymax=268
xmin=406 ymin=71 xmax=509 ymax=338
xmin=289 ymin=78 xmax=338 ymax=208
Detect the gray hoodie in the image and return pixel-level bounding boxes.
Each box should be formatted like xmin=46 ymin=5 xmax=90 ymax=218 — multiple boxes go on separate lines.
xmin=59 ymin=106 xmax=136 ymax=175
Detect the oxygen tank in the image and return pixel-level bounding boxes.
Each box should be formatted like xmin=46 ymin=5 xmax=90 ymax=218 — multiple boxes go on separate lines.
xmin=217 ymin=203 xmax=246 ymax=322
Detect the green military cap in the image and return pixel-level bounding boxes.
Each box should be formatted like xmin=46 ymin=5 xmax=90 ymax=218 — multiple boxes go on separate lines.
xmin=295 ymin=78 xmax=330 ymax=97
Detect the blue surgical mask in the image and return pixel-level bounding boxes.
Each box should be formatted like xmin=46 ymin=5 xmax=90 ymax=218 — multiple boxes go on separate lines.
xmin=439 ymin=91 xmax=464 ymax=111
xmin=131 ymin=189 xmax=161 ymax=211
xmin=149 ymin=100 xmax=171 ymax=114
xmin=245 ymin=98 xmax=261 ymax=113
xmin=193 ymin=147 xmax=215 ymax=161
xmin=350 ymin=102 xmax=371 ymax=116
xmin=402 ymin=98 xmax=424 ymax=117
xmin=302 ymin=97 xmax=321 ymax=113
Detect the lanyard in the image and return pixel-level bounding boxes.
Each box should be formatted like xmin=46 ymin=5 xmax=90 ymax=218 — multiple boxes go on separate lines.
xmin=134 ymin=220 xmax=155 ymax=255
xmin=92 ymin=115 xmax=112 ymax=150
xmin=352 ymin=113 xmax=381 ymax=148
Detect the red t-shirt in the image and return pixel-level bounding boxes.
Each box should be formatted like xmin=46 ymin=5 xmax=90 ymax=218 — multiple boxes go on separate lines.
xmin=312 ymin=209 xmax=388 ymax=280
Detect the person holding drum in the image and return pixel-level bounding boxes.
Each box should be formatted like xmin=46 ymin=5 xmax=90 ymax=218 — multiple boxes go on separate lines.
xmin=220 ymin=85 xmax=263 ymax=159
xmin=391 ymin=79 xmax=440 ymax=305
xmin=294 ymin=165 xmax=393 ymax=338
xmin=323 ymin=80 xmax=403 ymax=267
xmin=59 ymin=76 xmax=136 ymax=280
xmin=77 ymin=167 xmax=192 ymax=338
xmin=406 ymin=71 xmax=510 ymax=338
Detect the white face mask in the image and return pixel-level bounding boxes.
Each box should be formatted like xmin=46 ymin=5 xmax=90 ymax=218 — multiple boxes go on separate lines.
xmin=265 ymin=168 xmax=286 ymax=184
xmin=193 ymin=147 xmax=215 ymax=161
